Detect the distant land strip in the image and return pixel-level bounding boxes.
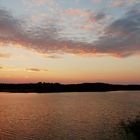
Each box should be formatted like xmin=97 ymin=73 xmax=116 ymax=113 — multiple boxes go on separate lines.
xmin=0 ymin=82 xmax=140 ymax=93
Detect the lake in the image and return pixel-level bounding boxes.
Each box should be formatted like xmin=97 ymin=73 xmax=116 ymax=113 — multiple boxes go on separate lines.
xmin=0 ymin=91 xmax=140 ymax=140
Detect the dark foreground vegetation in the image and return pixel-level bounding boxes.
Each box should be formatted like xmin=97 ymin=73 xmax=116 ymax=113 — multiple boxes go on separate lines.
xmin=0 ymin=82 xmax=140 ymax=93
xmin=120 ymin=115 xmax=140 ymax=140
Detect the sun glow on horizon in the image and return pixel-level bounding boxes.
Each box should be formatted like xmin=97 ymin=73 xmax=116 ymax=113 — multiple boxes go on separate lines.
xmin=0 ymin=44 xmax=140 ymax=84
xmin=0 ymin=0 xmax=140 ymax=84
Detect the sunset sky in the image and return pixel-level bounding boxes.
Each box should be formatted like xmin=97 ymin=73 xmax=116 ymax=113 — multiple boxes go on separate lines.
xmin=0 ymin=0 xmax=140 ymax=84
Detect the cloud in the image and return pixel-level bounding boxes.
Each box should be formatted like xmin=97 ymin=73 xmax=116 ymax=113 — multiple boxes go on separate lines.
xmin=26 ymin=68 xmax=40 ymax=72
xmin=94 ymin=12 xmax=106 ymax=21
xmin=0 ymin=5 xmax=140 ymax=58
xmin=0 ymin=52 xmax=11 ymax=58
xmin=0 ymin=8 xmax=27 ymax=46
xmin=110 ymin=1 xmax=125 ymax=7
xmin=89 ymin=11 xmax=106 ymax=23
xmin=110 ymin=0 xmax=139 ymax=8
xmin=65 ymin=9 xmax=91 ymax=16
xmin=65 ymin=9 xmax=105 ymax=22
xmin=25 ymin=68 xmax=48 ymax=72
xmin=0 ymin=8 xmax=59 ymax=51
xmin=93 ymin=8 xmax=140 ymax=57
xmin=46 ymin=55 xmax=62 ymax=59
xmin=92 ymin=0 xmax=102 ymax=4
xmin=0 ymin=8 xmax=93 ymax=55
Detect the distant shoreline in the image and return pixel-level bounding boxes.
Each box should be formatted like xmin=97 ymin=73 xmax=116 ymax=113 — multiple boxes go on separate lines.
xmin=0 ymin=82 xmax=140 ymax=93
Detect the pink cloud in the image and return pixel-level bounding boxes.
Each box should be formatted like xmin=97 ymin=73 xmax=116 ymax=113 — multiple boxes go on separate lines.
xmin=65 ymin=9 xmax=91 ymax=16
xmin=110 ymin=1 xmax=124 ymax=7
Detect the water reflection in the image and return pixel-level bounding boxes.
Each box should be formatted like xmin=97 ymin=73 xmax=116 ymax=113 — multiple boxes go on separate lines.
xmin=0 ymin=91 xmax=140 ymax=140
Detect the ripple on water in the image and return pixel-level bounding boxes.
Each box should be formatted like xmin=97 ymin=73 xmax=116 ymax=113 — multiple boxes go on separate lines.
xmin=0 ymin=91 xmax=140 ymax=140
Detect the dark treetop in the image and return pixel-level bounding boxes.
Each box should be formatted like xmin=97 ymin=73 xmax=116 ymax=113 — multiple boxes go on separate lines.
xmin=0 ymin=82 xmax=140 ymax=93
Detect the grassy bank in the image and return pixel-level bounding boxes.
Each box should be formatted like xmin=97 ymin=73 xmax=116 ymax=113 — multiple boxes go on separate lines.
xmin=120 ymin=115 xmax=140 ymax=140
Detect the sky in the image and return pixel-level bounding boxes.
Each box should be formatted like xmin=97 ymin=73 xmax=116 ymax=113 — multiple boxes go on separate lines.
xmin=0 ymin=0 xmax=140 ymax=84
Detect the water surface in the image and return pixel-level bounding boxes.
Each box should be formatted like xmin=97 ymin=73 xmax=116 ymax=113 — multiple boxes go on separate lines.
xmin=0 ymin=91 xmax=140 ymax=140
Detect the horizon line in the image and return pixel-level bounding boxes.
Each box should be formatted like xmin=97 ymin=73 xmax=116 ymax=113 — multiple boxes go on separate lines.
xmin=0 ymin=82 xmax=140 ymax=86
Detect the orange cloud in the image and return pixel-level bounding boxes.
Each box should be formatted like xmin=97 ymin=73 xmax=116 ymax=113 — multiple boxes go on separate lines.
xmin=0 ymin=53 xmax=11 ymax=58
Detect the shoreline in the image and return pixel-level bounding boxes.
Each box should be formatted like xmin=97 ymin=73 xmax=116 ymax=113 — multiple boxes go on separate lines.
xmin=0 ymin=82 xmax=140 ymax=93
